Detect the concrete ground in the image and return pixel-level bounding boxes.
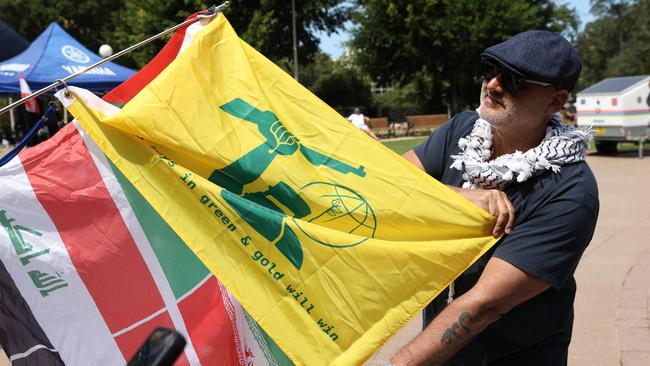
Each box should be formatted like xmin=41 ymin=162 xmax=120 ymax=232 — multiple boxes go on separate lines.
xmin=570 ymin=151 xmax=650 ymax=366
xmin=1 ymin=149 xmax=649 ymax=365
xmin=366 ymin=150 xmax=650 ymax=365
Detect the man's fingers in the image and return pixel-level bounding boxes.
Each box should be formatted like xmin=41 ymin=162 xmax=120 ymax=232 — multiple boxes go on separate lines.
xmin=504 ymin=194 xmax=516 ymax=234
xmin=486 ymin=196 xmax=496 ymax=217
xmin=450 ymin=187 xmax=516 ymax=237
xmin=492 ymin=193 xmax=509 ymax=237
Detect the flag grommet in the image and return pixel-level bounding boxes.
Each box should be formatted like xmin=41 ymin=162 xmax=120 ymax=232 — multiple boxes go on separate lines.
xmin=55 ymin=79 xmax=70 ymax=98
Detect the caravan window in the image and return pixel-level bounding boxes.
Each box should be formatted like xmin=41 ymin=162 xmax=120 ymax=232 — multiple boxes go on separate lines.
xmin=611 ymin=98 xmax=617 ymax=106
xmin=580 ymin=99 xmax=585 ymax=105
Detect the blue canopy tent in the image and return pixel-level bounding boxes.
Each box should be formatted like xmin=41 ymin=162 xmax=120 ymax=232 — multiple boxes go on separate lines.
xmin=0 ymin=22 xmax=136 ymax=94
xmin=0 ymin=20 xmax=29 ymax=61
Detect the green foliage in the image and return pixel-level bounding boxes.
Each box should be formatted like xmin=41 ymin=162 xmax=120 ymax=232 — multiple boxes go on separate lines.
xmin=0 ymin=0 xmax=124 ymax=58
xmin=228 ymin=0 xmax=349 ymax=66
xmin=575 ymin=0 xmax=650 ymax=91
xmin=349 ymin=0 xmax=579 ymax=114
xmin=102 ymin=0 xmax=211 ymax=68
xmin=372 ymin=82 xmax=422 ymax=122
xmin=0 ymin=0 xmax=349 ymax=69
xmin=309 ymin=62 xmax=372 ymax=108
xmin=300 ymin=52 xmax=336 ymax=87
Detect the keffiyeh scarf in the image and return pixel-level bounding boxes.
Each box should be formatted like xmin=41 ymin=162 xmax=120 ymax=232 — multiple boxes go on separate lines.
xmin=450 ymin=112 xmax=592 ymax=190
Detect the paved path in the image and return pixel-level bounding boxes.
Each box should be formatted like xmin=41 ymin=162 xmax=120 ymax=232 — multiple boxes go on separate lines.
xmin=367 ymin=151 xmax=650 ymax=365
xmin=570 ymin=151 xmax=650 ymax=366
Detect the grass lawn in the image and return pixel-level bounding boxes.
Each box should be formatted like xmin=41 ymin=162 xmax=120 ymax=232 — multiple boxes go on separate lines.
xmin=381 ymin=137 xmax=429 ymax=155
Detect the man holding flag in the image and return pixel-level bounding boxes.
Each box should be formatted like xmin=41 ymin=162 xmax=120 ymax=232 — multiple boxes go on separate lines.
xmin=391 ymin=31 xmax=599 ymax=365
xmin=3 ymin=7 xmax=575 ymax=366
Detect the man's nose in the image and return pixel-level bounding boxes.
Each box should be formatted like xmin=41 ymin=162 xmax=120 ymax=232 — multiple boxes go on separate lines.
xmin=485 ymin=74 xmax=505 ymax=94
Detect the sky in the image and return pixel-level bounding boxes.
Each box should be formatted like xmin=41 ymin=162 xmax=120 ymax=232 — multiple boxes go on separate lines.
xmin=316 ymin=0 xmax=595 ymax=59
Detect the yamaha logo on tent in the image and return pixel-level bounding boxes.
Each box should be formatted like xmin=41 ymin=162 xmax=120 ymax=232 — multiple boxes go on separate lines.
xmin=61 ymin=45 xmax=90 ymax=63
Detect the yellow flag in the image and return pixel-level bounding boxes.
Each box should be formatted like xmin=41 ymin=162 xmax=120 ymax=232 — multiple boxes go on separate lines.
xmin=59 ymin=14 xmax=497 ymax=365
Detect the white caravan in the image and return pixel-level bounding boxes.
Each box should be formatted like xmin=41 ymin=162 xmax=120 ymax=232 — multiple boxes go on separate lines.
xmin=576 ymin=75 xmax=650 ymax=155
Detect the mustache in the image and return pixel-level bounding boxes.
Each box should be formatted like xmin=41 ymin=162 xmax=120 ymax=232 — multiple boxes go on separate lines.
xmin=486 ymin=90 xmax=505 ymax=105
xmin=488 ymin=90 xmax=504 ymax=101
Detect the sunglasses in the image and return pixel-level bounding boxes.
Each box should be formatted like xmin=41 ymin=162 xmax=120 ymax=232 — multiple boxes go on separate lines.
xmin=480 ymin=59 xmax=553 ymax=95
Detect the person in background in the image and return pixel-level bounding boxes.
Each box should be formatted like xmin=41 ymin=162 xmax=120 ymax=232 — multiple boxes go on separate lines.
xmin=347 ymin=108 xmax=380 ymax=140
xmin=389 ymin=30 xmax=599 ymax=365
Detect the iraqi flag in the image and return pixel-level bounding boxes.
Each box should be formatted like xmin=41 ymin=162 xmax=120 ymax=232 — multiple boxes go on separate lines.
xmin=0 ymin=11 xmax=291 ymax=366
xmin=18 ymin=73 xmax=39 ymax=114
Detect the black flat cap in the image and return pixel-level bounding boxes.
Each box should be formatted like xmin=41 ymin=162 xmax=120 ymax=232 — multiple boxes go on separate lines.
xmin=481 ymin=30 xmax=582 ymax=92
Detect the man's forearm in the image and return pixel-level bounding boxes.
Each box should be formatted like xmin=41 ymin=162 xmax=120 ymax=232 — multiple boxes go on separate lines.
xmin=390 ymin=293 xmax=500 ymax=366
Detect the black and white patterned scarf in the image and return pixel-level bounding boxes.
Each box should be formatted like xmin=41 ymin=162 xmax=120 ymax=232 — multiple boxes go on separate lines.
xmin=450 ymin=112 xmax=592 ymax=190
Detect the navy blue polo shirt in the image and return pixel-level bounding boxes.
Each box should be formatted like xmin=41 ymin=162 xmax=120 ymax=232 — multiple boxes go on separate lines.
xmin=414 ymin=111 xmax=599 ymax=365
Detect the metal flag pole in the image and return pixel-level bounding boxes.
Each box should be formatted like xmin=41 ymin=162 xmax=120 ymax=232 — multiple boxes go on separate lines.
xmin=0 ymin=1 xmax=230 ymax=116
xmin=8 ymin=97 xmax=15 ymax=132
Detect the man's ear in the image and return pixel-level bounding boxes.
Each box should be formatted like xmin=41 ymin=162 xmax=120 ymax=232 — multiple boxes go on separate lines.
xmin=548 ymin=89 xmax=569 ymax=114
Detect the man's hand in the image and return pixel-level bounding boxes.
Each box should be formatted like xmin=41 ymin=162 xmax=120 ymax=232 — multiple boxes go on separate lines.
xmin=401 ymin=149 xmax=515 ymax=237
xmin=448 ymin=187 xmax=515 ymax=237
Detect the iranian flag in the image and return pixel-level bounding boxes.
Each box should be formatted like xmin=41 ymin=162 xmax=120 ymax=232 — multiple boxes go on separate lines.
xmin=0 ymin=11 xmax=290 ymax=366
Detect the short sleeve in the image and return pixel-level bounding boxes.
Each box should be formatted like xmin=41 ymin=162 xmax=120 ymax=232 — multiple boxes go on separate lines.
xmin=413 ymin=111 xmax=478 ymax=180
xmin=413 ymin=124 xmax=450 ymax=180
xmin=494 ymin=198 xmax=598 ymax=289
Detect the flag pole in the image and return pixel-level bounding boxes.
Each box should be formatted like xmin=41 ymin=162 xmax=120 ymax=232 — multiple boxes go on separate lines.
xmin=291 ymin=0 xmax=299 ymax=81
xmin=8 ymin=97 xmax=15 ymax=132
xmin=0 ymin=1 xmax=230 ymax=117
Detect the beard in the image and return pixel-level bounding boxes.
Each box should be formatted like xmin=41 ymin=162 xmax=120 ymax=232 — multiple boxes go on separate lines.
xmin=478 ymin=85 xmax=549 ymax=129
xmin=478 ymin=87 xmax=515 ymax=126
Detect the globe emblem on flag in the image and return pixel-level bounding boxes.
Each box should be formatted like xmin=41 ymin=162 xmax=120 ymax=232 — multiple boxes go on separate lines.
xmin=292 ymin=182 xmax=376 ymax=248
xmin=61 ymin=45 xmax=90 ymax=63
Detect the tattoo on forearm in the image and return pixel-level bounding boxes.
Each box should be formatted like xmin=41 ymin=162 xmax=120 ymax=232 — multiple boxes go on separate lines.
xmin=440 ymin=312 xmax=472 ymax=346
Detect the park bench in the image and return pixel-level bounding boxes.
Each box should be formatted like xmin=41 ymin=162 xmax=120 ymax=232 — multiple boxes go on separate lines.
xmin=367 ymin=117 xmax=392 ymax=136
xmin=406 ymin=114 xmax=448 ymax=135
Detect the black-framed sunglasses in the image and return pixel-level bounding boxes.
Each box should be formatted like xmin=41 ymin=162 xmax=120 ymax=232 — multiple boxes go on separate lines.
xmin=480 ymin=59 xmax=553 ymax=95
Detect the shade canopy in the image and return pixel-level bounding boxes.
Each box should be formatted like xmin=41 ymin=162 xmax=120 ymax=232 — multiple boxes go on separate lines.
xmin=0 ymin=23 xmax=136 ymax=94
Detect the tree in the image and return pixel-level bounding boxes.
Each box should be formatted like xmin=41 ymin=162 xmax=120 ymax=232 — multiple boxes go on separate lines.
xmin=576 ymin=0 xmax=650 ymax=90
xmin=100 ymin=0 xmax=210 ymax=68
xmin=105 ymin=0 xmax=350 ymax=69
xmin=311 ymin=68 xmax=372 ymax=109
xmin=227 ymin=0 xmax=349 ymax=67
xmin=349 ymin=0 xmax=578 ymax=114
xmin=0 ymin=0 xmax=124 ymax=56
xmin=0 ymin=0 xmax=350 ymax=70
xmin=371 ymin=81 xmax=422 ymax=123
xmin=299 ymin=52 xmax=372 ymax=109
